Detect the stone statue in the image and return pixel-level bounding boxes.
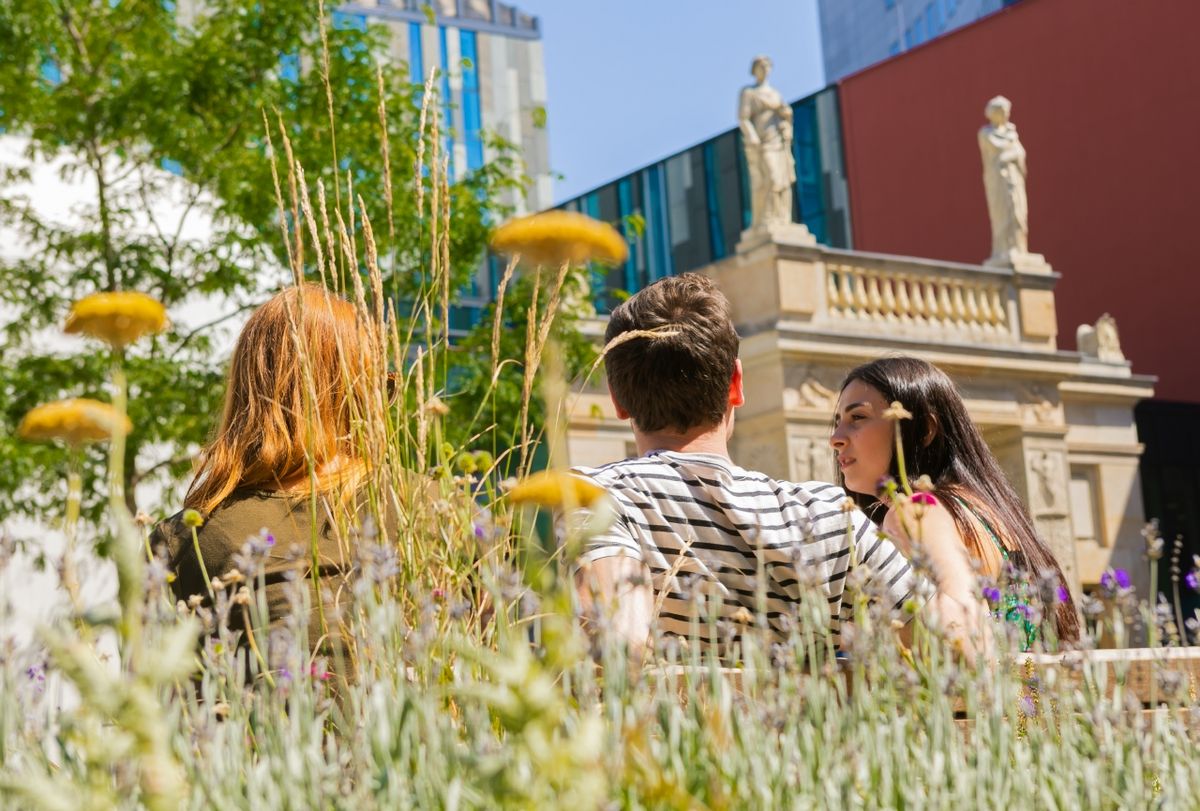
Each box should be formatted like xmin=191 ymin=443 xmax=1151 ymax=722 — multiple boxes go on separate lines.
xmin=739 ymin=55 xmax=796 ymax=229
xmin=979 ymin=96 xmax=1032 ymax=267
xmin=1077 ymin=313 xmax=1126 ymax=363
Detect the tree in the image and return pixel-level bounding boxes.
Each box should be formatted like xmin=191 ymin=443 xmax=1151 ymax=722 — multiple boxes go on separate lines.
xmin=0 ymin=0 xmax=524 ymax=525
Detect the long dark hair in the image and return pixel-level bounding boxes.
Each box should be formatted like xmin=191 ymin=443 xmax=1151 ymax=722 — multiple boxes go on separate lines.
xmin=837 ymin=356 xmax=1079 ymax=643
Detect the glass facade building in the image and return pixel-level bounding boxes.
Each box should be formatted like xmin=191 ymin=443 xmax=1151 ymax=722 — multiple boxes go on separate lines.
xmin=557 ymin=87 xmax=852 ymax=313
xmin=337 ymin=0 xmax=550 ymax=211
xmin=819 ymin=0 xmax=1023 ymax=82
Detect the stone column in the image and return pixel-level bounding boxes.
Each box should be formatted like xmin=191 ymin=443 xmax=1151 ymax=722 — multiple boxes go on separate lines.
xmin=989 ymin=425 xmax=1082 ymax=598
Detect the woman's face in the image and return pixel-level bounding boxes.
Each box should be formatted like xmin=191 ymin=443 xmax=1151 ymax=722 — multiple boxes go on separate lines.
xmin=830 ymin=379 xmax=895 ymax=497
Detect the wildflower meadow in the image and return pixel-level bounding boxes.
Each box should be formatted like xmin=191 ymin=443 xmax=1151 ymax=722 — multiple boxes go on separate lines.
xmin=2 ymin=4 xmax=1200 ymax=810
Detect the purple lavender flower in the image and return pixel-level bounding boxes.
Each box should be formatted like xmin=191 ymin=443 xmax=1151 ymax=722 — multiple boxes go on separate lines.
xmin=1186 ymin=570 xmax=1200 ymax=592
xmin=1057 ymin=585 xmax=1070 ymax=604
xmin=982 ymin=586 xmax=1002 ymax=604
xmin=1100 ymin=568 xmax=1131 ymax=594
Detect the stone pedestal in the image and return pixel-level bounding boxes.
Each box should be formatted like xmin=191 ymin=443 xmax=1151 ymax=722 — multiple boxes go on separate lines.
xmin=735 ymin=222 xmax=817 ymax=254
xmin=985 ymin=249 xmax=1052 ymax=275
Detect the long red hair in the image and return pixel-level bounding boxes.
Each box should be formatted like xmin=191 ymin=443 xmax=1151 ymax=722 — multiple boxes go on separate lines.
xmin=185 ymin=284 xmax=372 ymax=514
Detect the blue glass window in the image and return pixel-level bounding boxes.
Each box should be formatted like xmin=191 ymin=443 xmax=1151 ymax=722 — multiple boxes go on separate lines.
xmin=438 ymin=26 xmax=456 ymax=182
xmin=408 ymin=22 xmax=424 ymax=84
xmin=459 ymin=30 xmax=484 ymax=171
xmin=617 ymin=178 xmax=640 ymax=292
xmin=927 ymin=2 xmax=942 ymax=35
xmin=912 ymin=15 xmax=926 ymax=44
xmin=884 ymin=0 xmax=895 ymax=8
xmin=701 ymin=142 xmax=726 ymax=260
xmin=642 ymin=164 xmax=672 ymax=281
xmin=791 ymin=100 xmax=827 ymax=244
xmin=888 ymin=40 xmax=901 ymax=56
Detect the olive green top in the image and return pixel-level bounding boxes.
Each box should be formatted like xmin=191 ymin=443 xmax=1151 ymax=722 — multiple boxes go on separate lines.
xmin=152 ymin=490 xmax=357 ymax=673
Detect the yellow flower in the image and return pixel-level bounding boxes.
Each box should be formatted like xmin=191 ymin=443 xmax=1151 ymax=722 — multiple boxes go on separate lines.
xmin=65 ymin=291 xmax=167 ymax=348
xmin=489 ymin=211 xmax=628 ymax=267
xmin=17 ymin=399 xmax=132 ymax=446
xmin=729 ymin=606 xmax=755 ymax=625
xmin=882 ymin=400 xmax=913 ymax=421
xmin=507 ymin=470 xmax=607 ymax=510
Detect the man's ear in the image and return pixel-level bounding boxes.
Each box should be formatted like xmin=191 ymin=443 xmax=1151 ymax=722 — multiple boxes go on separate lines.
xmin=728 ymin=359 xmax=746 ymax=408
xmin=610 ymin=389 xmax=631 ymax=421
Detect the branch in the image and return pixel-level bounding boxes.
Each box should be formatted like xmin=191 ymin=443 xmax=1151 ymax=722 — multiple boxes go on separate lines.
xmin=167 ymin=302 xmax=258 ymax=362
xmin=130 ymin=452 xmax=194 ymax=489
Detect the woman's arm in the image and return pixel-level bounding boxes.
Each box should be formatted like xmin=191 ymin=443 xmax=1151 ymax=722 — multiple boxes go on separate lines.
xmin=883 ymin=503 xmax=993 ymax=658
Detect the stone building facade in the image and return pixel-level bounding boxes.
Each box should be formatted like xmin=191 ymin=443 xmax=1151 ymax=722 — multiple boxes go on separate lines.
xmin=565 ymin=228 xmax=1153 ymax=599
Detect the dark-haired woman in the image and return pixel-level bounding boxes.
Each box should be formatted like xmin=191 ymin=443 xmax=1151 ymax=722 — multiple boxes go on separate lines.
xmin=830 ymin=356 xmax=1080 ymax=648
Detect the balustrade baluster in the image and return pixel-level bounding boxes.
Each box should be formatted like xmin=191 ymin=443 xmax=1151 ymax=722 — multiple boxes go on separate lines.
xmin=839 ymin=269 xmax=856 ymax=318
xmin=895 ymin=275 xmax=912 ymax=323
xmin=853 ymin=270 xmax=869 ymax=319
xmin=937 ymin=283 xmax=954 ymax=328
xmin=866 ymin=274 xmax=883 ymax=321
xmin=910 ymin=278 xmax=927 ymax=324
xmin=827 ymin=267 xmax=842 ymax=318
xmin=880 ymin=276 xmax=899 ymax=323
xmin=951 ymin=284 xmax=968 ymax=328
xmin=923 ymin=281 xmax=940 ymax=324
xmin=977 ymin=285 xmax=992 ymax=327
xmin=991 ymin=288 xmax=1007 ymax=329
xmin=965 ymin=285 xmax=983 ymax=331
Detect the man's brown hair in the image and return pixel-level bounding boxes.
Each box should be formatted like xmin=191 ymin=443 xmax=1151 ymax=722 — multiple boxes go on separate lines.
xmin=604 ymin=273 xmax=740 ymax=433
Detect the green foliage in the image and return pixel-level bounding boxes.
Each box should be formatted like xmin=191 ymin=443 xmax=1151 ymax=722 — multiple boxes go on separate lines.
xmin=447 ymin=264 xmax=598 ymax=473
xmin=0 ymin=0 xmax=524 ymax=523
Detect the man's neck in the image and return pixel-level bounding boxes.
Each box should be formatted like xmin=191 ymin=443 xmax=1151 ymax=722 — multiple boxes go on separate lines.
xmin=633 ymin=422 xmax=730 ymax=459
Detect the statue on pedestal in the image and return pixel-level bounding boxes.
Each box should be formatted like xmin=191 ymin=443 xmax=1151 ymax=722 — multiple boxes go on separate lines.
xmin=979 ymin=96 xmax=1039 ymax=269
xmin=739 ymin=55 xmax=796 ymax=229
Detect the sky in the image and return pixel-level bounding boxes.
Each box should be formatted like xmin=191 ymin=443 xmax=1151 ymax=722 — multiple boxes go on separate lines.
xmin=514 ymin=0 xmax=826 ymax=204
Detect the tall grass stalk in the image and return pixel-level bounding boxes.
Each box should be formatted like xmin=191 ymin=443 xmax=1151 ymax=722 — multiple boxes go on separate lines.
xmin=4 ymin=19 xmax=1200 ymax=811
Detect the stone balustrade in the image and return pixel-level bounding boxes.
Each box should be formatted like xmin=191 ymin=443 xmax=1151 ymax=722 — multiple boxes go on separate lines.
xmin=823 ymin=255 xmax=1013 ymax=340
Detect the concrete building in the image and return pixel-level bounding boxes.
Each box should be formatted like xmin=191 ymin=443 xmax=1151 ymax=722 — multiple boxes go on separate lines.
xmin=335 ymin=0 xmax=551 ymax=213
xmin=818 ymin=0 xmax=1020 ymax=82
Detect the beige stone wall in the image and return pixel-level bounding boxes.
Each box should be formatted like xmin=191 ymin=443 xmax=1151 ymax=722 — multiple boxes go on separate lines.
xmin=567 ymin=233 xmax=1154 ymax=598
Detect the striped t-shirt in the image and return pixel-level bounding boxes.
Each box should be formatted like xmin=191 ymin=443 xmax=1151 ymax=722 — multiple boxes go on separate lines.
xmin=574 ymin=450 xmax=925 ymax=645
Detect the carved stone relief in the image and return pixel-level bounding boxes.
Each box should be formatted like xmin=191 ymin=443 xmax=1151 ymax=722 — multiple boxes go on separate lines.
xmin=783 ymin=363 xmax=842 ymax=413
xmin=1017 ymin=382 xmax=1063 ymax=426
xmin=787 ymin=433 xmax=834 ymax=484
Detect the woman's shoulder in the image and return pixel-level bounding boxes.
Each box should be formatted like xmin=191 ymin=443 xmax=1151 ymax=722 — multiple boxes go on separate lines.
xmin=881 ymin=494 xmax=959 ymax=543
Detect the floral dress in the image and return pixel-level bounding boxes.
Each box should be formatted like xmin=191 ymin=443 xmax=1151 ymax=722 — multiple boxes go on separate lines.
xmin=954 ymin=496 xmax=1039 ymax=651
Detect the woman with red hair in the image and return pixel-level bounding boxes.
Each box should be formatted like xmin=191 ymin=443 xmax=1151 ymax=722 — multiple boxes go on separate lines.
xmin=154 ymin=283 xmax=378 ymax=676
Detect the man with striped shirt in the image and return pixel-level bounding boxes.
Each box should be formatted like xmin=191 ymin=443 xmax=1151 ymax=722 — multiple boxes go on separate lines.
xmin=573 ymin=273 xmax=983 ymax=655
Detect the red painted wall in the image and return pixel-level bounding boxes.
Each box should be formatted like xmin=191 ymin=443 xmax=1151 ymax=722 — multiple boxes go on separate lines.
xmin=838 ymin=0 xmax=1199 ymax=402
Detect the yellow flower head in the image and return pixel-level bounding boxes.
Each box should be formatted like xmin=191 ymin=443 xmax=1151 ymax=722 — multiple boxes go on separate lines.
xmin=881 ymin=401 xmax=913 ymax=421
xmin=65 ymin=291 xmax=168 ymax=348
xmin=490 ymin=211 xmax=628 ymax=267
xmin=17 ymin=398 xmax=132 ymax=446
xmin=507 ymin=470 xmax=607 ymax=510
